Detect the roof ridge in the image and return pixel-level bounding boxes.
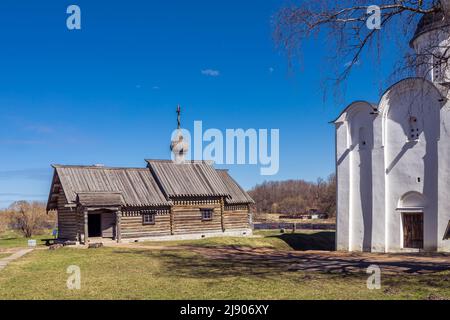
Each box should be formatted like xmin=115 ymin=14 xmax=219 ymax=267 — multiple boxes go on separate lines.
xmin=52 ymin=164 xmax=147 ymax=170
xmin=75 ymin=191 xmax=123 ymax=194
xmin=145 ymin=159 xmax=215 ymax=165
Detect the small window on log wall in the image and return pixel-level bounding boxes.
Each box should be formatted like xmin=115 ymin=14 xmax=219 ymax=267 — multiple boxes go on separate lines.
xmin=444 ymin=221 xmax=450 ymax=240
xmin=201 ymin=209 xmax=213 ymax=221
xmin=142 ymin=213 xmax=156 ymax=225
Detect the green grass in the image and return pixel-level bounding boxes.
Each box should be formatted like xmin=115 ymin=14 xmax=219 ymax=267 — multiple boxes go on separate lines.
xmin=139 ymin=233 xmax=292 ymax=250
xmin=0 ymin=230 xmax=448 ymax=300
xmin=0 ymin=230 xmax=53 ymax=249
xmin=0 ymin=253 xmax=10 ymax=259
xmin=139 ymin=230 xmax=335 ymax=251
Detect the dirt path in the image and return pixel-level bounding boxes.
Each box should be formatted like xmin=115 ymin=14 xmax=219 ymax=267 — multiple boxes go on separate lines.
xmin=0 ymin=248 xmax=34 ymax=271
xmin=190 ymin=247 xmax=450 ymax=275
xmin=107 ymin=242 xmax=450 ymax=275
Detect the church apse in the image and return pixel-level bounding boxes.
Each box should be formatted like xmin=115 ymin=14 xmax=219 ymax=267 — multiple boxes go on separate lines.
xmin=381 ymin=80 xmax=440 ymax=251
xmin=348 ymin=107 xmax=375 ymax=251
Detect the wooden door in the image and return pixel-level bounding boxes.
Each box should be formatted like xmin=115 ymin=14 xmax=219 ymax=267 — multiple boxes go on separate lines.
xmin=101 ymin=212 xmax=116 ymax=238
xmin=403 ymin=213 xmax=423 ymax=249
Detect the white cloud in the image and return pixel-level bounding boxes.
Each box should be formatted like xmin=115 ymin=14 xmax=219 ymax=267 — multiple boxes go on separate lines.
xmin=201 ymin=69 xmax=220 ymax=77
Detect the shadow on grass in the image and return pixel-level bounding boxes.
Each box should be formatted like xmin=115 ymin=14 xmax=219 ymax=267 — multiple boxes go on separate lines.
xmin=111 ymin=242 xmax=450 ymax=285
xmin=270 ymin=231 xmax=336 ymax=251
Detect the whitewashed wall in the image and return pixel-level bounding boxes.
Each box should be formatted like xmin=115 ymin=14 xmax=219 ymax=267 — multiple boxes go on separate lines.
xmin=335 ymin=79 xmax=448 ymax=252
xmin=381 ymin=79 xmax=441 ymax=252
xmin=335 ymin=17 xmax=450 ymax=252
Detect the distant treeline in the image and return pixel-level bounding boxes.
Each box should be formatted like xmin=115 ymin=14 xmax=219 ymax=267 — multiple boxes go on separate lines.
xmin=248 ymin=174 xmax=336 ymax=217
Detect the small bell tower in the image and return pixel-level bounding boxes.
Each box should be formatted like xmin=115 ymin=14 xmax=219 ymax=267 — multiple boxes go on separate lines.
xmin=170 ymin=105 xmax=189 ymax=163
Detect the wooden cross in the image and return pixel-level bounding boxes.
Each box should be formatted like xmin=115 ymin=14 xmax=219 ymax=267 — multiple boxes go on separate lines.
xmin=176 ymin=105 xmax=181 ymax=129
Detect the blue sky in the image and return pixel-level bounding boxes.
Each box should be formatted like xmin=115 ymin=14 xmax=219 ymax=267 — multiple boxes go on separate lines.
xmin=0 ymin=0 xmax=404 ymax=207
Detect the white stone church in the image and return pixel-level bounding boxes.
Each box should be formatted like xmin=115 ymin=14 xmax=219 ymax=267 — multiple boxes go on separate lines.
xmin=335 ymin=3 xmax=450 ymax=252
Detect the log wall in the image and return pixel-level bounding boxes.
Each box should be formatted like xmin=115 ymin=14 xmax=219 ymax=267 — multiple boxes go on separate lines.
xmin=56 ymin=189 xmax=78 ymax=241
xmin=172 ymin=203 xmax=223 ymax=235
xmin=56 ymin=195 xmax=251 ymax=241
xmin=223 ymin=209 xmax=250 ymax=230
xmin=121 ymin=212 xmax=171 ymax=238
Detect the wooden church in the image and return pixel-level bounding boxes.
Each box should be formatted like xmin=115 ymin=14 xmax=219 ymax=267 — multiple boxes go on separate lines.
xmin=46 ymin=108 xmax=254 ymax=244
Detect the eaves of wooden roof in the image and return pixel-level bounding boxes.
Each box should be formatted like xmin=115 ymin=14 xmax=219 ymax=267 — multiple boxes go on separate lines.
xmin=216 ymin=169 xmax=254 ymax=205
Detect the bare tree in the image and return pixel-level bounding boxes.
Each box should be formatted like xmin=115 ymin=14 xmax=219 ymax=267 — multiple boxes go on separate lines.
xmin=274 ymin=0 xmax=449 ymax=96
xmin=0 ymin=212 xmax=9 ymax=234
xmin=9 ymin=201 xmax=55 ymax=238
xmin=248 ymin=174 xmax=336 ymax=217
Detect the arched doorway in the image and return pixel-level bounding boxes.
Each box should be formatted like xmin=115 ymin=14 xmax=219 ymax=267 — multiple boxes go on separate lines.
xmin=398 ymin=192 xmax=425 ymax=249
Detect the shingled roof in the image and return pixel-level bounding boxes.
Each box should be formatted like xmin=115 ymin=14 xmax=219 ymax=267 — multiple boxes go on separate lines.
xmin=146 ymin=160 xmax=230 ymax=198
xmin=47 ymin=161 xmax=254 ymax=211
xmin=216 ymin=169 xmax=254 ymax=205
xmin=76 ymin=192 xmax=124 ymax=207
xmin=47 ymin=165 xmax=171 ymax=210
